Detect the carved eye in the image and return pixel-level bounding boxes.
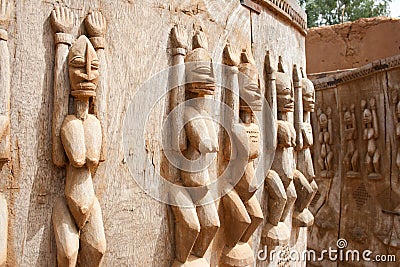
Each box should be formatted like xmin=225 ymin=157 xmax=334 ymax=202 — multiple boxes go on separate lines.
xmin=193 ymin=66 xmax=211 ymax=75
xmin=69 ymin=56 xmax=86 ymax=68
xmin=91 ymin=60 xmax=100 ymax=70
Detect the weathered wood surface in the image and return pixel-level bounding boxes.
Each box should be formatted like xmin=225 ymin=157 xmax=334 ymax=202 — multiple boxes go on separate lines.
xmin=0 ymin=0 xmax=308 ymax=266
xmin=310 ymin=63 xmax=400 ymax=267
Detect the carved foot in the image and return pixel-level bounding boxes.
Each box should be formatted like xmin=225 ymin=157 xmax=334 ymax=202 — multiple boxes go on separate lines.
xmin=293 ymin=208 xmax=314 ymax=227
xmin=368 ymin=172 xmax=382 ymax=180
xmin=346 ymin=171 xmax=360 ymax=179
xmin=0 ymin=195 xmax=7 ymax=267
xmin=220 ymin=242 xmax=254 ymax=267
xmin=262 ymin=222 xmax=290 ymax=246
xmin=172 ymin=255 xmax=209 ymax=267
xmin=52 ymin=198 xmax=79 ymax=267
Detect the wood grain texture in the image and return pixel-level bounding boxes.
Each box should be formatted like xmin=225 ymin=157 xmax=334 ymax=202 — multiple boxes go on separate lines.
xmin=0 ymin=0 xmax=307 ymax=266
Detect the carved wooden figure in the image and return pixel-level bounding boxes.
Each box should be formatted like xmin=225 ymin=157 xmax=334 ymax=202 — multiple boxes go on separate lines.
xmin=317 ymin=107 xmax=333 ymax=178
xmin=394 ymin=99 xmax=400 ymax=173
xmin=169 ymin=27 xmax=220 ymax=267
xmin=219 ymin=47 xmax=263 ymax=267
xmin=0 ymin=1 xmax=11 ymax=265
xmin=262 ymin=54 xmax=296 ymax=246
xmin=292 ymin=66 xmax=317 ymax=227
xmin=362 ymin=97 xmax=381 ymax=179
xmin=50 ymin=7 xmax=107 ymax=266
xmin=343 ymin=104 xmax=360 ymax=178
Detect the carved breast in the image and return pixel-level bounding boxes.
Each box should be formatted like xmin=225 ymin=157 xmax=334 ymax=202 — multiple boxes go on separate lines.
xmin=61 ymin=114 xmax=102 ymax=167
xmin=244 ymin=123 xmax=260 ymax=160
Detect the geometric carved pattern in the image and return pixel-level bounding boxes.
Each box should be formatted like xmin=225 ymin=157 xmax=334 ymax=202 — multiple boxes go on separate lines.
xmin=310 ymin=190 xmax=322 ymax=208
xmin=352 ymin=183 xmax=371 ymax=209
xmin=277 ymin=244 xmax=290 ymax=267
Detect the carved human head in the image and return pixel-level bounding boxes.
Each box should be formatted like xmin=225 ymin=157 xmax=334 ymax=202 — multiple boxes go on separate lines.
xmin=238 ymin=50 xmax=261 ymax=112
xmin=276 ymin=72 xmax=294 ymax=113
xmin=185 ymin=31 xmax=215 ymax=95
xmin=363 ymin=108 xmax=372 ymax=124
xmin=68 ymin=35 xmax=99 ymax=98
xmin=302 ymin=78 xmax=315 ymax=112
xmin=318 ymin=110 xmax=328 ymax=129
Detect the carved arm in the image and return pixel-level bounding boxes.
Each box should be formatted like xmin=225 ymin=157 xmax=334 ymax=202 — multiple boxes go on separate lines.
xmin=51 ymin=6 xmax=74 ymax=167
xmin=370 ymin=97 xmax=379 ymax=139
xmin=85 ymin=11 xmax=108 ymax=162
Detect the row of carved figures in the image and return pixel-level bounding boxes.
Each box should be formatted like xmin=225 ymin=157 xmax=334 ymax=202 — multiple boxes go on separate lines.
xmin=166 ymin=23 xmax=319 ymax=266
xmin=0 ymin=3 xmax=318 ymax=267
xmin=317 ymin=97 xmax=381 ymax=180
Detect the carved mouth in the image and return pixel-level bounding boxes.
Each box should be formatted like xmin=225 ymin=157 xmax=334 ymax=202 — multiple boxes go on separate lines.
xmin=78 ymin=82 xmax=96 ymax=90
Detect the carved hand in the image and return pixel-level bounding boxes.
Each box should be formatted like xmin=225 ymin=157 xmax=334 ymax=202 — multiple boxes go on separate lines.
xmin=85 ymin=11 xmax=107 ymax=38
xmin=171 ymin=25 xmax=188 ymax=49
xmin=223 ymin=43 xmax=240 ymax=66
xmin=51 ymin=6 xmax=74 ymax=34
xmin=0 ymin=0 xmax=11 ymax=30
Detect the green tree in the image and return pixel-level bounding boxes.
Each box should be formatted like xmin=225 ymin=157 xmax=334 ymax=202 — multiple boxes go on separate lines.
xmin=299 ymin=0 xmax=392 ymax=28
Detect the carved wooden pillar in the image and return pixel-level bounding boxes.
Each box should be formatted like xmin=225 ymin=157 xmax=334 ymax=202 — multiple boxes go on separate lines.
xmin=50 ymin=7 xmax=107 ymax=267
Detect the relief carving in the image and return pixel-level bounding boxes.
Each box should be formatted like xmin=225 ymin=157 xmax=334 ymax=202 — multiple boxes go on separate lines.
xmin=394 ymin=94 xmax=400 ymax=174
xmin=292 ymin=66 xmax=317 ymax=227
xmin=317 ymin=107 xmax=333 ymax=178
xmin=50 ymin=7 xmax=107 ymax=266
xmin=0 ymin=1 xmax=11 ymax=265
xmin=168 ymin=26 xmax=220 ymax=267
xmin=343 ymin=104 xmax=360 ymax=178
xmin=219 ymin=46 xmax=263 ymax=267
xmin=262 ymin=54 xmax=296 ymax=246
xmin=361 ymin=97 xmax=381 ymax=180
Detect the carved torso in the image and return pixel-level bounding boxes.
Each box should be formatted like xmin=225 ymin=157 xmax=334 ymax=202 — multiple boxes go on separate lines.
xmin=243 ymin=122 xmax=260 ymax=160
xmin=301 ymin=122 xmax=313 ymax=148
xmin=277 ymin=120 xmax=296 ymax=148
xmin=61 ymin=114 xmax=102 ymax=168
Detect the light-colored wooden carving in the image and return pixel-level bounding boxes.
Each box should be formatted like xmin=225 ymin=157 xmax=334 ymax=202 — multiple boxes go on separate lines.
xmin=396 ymin=98 xmax=400 ymax=173
xmin=317 ymin=107 xmax=334 ymax=178
xmin=292 ymin=66 xmax=316 ymax=227
xmin=169 ymin=27 xmax=220 ymax=267
xmin=219 ymin=46 xmax=263 ymax=267
xmin=0 ymin=1 xmax=11 ymax=265
xmin=361 ymin=97 xmax=381 ymax=180
xmin=51 ymin=7 xmax=107 ymax=267
xmin=0 ymin=0 xmax=11 ymax=162
xmin=343 ymin=104 xmax=360 ymax=178
xmin=262 ymin=54 xmax=296 ymax=246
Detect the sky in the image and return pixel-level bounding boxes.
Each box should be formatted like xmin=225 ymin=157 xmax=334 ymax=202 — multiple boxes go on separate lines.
xmin=390 ymin=0 xmax=400 ymax=17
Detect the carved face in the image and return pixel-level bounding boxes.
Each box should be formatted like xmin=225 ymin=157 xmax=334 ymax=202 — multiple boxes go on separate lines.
xmin=185 ymin=48 xmax=215 ymax=95
xmin=302 ymin=78 xmax=315 ymax=112
xmin=363 ymin=109 xmax=372 ymax=124
xmin=68 ymin=36 xmax=99 ymax=97
xmin=319 ymin=113 xmax=328 ymax=129
xmin=276 ymin=72 xmax=294 ymax=112
xmin=344 ymin=111 xmax=352 ymax=127
xmin=239 ymin=63 xmax=261 ymax=111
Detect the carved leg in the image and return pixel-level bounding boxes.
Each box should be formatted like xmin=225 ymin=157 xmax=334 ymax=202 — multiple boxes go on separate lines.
xmin=281 ymin=181 xmax=297 ymax=222
xmin=263 ymin=170 xmax=289 ymax=246
xmin=241 ymin=194 xmax=263 ymax=243
xmin=221 ymin=190 xmax=250 ymax=247
xmin=0 ymin=195 xmax=7 ymax=267
xmin=326 ymin=151 xmax=334 ymax=172
xmin=52 ymin=198 xmax=79 ymax=267
xmin=396 ymin=148 xmax=400 ymax=170
xmin=220 ymin=190 xmax=253 ymax=267
xmin=192 ymin=201 xmax=220 ymax=258
xmin=365 ymin=153 xmax=373 ymax=174
xmin=170 ymin=188 xmax=200 ymax=264
xmin=293 ymin=170 xmax=314 ymax=227
xmin=343 ymin=152 xmax=351 ymax=171
xmin=78 ymin=197 xmax=106 ymax=267
xmin=65 ymin=165 xmax=95 ymax=229
xmin=373 ymin=149 xmax=380 ymax=173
